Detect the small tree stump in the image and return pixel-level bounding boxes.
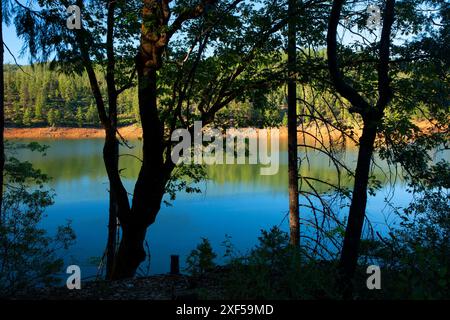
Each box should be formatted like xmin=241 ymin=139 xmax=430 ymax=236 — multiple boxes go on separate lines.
xmin=170 ymin=255 xmax=180 ymax=275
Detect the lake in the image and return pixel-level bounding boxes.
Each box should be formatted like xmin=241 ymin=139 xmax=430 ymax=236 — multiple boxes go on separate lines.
xmin=12 ymin=137 xmax=441 ymax=279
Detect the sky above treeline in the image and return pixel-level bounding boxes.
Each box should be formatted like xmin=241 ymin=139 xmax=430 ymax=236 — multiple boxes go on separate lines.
xmin=3 ymin=23 xmax=27 ymax=65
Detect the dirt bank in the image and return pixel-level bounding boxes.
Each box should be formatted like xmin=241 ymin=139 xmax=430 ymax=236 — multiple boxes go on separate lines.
xmin=5 ymin=125 xmax=143 ymax=140
xmin=4 ymin=125 xmax=347 ymax=141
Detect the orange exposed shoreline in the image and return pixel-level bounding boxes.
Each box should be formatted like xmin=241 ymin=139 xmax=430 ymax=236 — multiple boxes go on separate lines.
xmin=4 ymin=120 xmax=438 ymax=140
xmin=5 ymin=125 xmax=144 ymax=140
xmin=4 ymin=125 xmax=344 ymax=140
xmin=5 ymin=125 xmax=292 ymax=140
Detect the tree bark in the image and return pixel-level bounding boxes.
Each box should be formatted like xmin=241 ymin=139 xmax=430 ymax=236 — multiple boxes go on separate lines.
xmin=69 ymin=0 xmax=218 ymax=279
xmin=287 ymin=0 xmax=299 ymax=246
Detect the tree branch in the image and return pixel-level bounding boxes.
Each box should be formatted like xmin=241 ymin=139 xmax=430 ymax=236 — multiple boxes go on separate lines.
xmin=327 ymin=0 xmax=371 ymax=115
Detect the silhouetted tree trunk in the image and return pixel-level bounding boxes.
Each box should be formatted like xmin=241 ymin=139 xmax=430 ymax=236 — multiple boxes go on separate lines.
xmin=327 ymin=0 xmax=395 ymax=298
xmin=111 ymin=64 xmax=168 ymax=278
xmin=104 ymin=130 xmax=125 ymax=279
xmin=0 ymin=3 xmax=5 ymax=219
xmin=287 ymin=0 xmax=299 ymax=246
xmin=73 ymin=0 xmax=129 ymax=279
xmin=80 ymin=51 xmax=123 ymax=279
xmin=104 ymin=0 xmax=119 ymax=280
xmin=338 ymin=122 xmax=378 ymax=297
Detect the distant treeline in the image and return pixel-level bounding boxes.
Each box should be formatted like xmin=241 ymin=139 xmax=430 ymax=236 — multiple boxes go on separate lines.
xmin=4 ymin=64 xmax=290 ymax=128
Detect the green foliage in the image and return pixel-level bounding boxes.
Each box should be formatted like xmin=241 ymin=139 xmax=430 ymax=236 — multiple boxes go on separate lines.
xmin=86 ymin=105 xmax=99 ymax=125
xmin=75 ymin=106 xmax=84 ymax=128
xmin=12 ymin=102 xmax=22 ymax=125
xmin=46 ymin=109 xmax=56 ymax=127
xmin=186 ymin=238 xmax=217 ymax=276
xmin=281 ymin=113 xmax=288 ymax=126
xmin=164 ymin=163 xmax=207 ymax=206
xmin=3 ymin=62 xmax=291 ymax=128
xmin=186 ymin=214 xmax=450 ymax=300
xmin=22 ymin=108 xmax=32 ymax=126
xmin=3 ymin=64 xmax=101 ymax=127
xmin=221 ymin=227 xmax=339 ymax=299
xmin=357 ymin=191 xmax=449 ymax=299
xmin=34 ymin=93 xmax=45 ymax=121
xmin=0 ymin=142 xmax=76 ymax=295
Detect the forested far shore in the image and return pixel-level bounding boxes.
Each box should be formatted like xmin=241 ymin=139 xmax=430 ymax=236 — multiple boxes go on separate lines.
xmin=3 ymin=64 xmax=138 ymax=127
xmin=4 ymin=63 xmax=439 ymax=132
xmin=3 ymin=63 xmax=290 ymax=128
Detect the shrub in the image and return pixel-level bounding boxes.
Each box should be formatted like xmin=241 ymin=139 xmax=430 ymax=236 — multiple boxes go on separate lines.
xmin=0 ymin=142 xmax=76 ymax=296
xmin=222 ymin=227 xmax=339 ymax=299
xmin=186 ymin=238 xmax=217 ymax=276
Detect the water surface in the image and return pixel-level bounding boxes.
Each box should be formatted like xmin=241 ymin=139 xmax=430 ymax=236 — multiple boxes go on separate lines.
xmin=13 ymin=137 xmax=432 ymax=278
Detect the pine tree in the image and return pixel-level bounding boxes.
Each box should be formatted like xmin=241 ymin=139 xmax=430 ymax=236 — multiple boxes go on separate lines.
xmin=12 ymin=102 xmax=22 ymax=125
xmin=86 ymin=105 xmax=98 ymax=125
xmin=34 ymin=93 xmax=45 ymax=121
xmin=19 ymin=84 xmax=29 ymax=108
xmin=54 ymin=109 xmax=62 ymax=126
xmin=47 ymin=109 xmax=55 ymax=127
xmin=22 ymin=108 xmax=32 ymax=126
xmin=76 ymin=106 xmax=84 ymax=127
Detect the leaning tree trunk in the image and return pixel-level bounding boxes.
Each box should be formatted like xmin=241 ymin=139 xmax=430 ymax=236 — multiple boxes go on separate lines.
xmin=110 ymin=59 xmax=168 ymax=279
xmin=103 ymin=129 xmax=120 ymax=279
xmin=74 ymin=13 xmax=122 ymax=278
xmin=338 ymin=120 xmax=378 ymax=298
xmin=104 ymin=128 xmax=146 ymax=279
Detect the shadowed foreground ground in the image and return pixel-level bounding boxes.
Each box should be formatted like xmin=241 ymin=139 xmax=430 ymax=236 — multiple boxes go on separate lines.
xmin=9 ymin=270 xmax=226 ymax=300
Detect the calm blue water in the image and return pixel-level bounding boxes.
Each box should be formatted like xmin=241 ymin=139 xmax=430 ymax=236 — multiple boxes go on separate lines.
xmin=12 ymin=138 xmax=437 ymax=279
